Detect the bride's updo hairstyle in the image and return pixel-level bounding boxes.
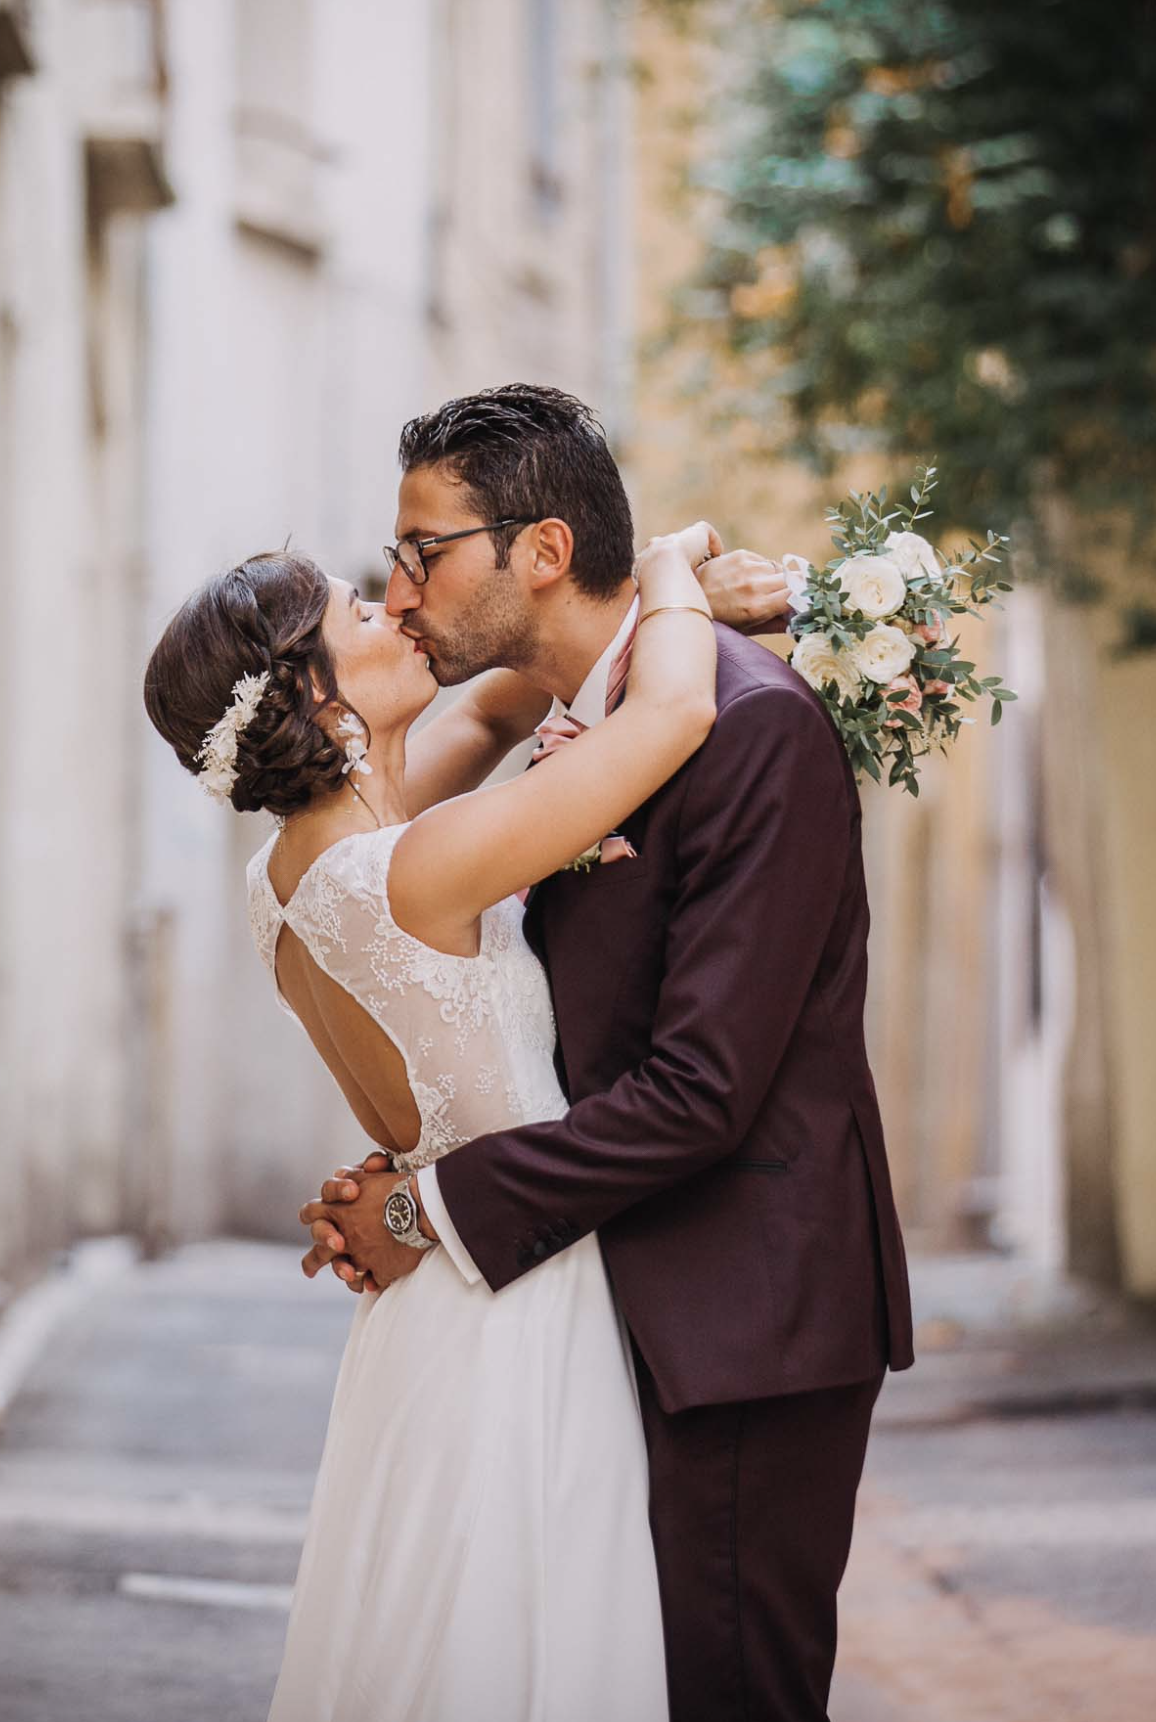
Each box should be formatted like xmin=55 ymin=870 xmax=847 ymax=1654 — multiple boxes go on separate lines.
xmin=144 ymin=550 xmax=363 ymax=817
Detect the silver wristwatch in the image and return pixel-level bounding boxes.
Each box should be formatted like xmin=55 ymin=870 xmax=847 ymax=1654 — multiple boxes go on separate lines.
xmin=383 ymin=1174 xmax=436 ymax=1252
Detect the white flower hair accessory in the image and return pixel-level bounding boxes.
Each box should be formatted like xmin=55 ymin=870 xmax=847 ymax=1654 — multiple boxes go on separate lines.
xmin=195 ymin=671 xmax=271 ymax=804
xmin=336 ymin=711 xmax=373 ymax=778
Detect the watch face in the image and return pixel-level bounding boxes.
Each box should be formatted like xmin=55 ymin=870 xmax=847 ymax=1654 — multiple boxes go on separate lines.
xmin=384 ymin=1189 xmax=415 ymax=1238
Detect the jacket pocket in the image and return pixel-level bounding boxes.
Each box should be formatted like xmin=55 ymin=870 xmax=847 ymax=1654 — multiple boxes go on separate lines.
xmin=736 ymin=1158 xmax=790 ymax=1172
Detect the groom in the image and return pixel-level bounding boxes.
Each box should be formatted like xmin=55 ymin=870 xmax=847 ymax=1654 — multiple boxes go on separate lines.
xmin=299 ymin=384 xmax=914 ymax=1721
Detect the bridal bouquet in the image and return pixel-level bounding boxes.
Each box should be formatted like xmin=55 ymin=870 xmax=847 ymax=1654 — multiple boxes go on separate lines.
xmin=784 ymin=466 xmax=1015 ymax=797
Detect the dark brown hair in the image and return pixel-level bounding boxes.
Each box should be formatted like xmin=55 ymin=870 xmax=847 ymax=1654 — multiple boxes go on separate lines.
xmin=398 ymin=383 xmax=635 ymax=601
xmin=143 ymin=551 xmax=361 ymax=818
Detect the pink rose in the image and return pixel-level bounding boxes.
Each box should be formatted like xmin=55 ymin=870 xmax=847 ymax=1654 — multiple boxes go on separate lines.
xmin=912 ymin=617 xmax=946 ymax=646
xmin=923 ymin=678 xmax=952 ymax=697
xmin=884 ymin=674 xmax=923 ymax=728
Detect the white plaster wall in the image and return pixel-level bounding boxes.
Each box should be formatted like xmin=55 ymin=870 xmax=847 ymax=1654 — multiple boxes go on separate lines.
xmin=0 ymin=0 xmax=108 ymax=1283
xmin=138 ymin=0 xmax=435 ymax=1238
xmin=1 ymin=0 xmax=630 ymax=1286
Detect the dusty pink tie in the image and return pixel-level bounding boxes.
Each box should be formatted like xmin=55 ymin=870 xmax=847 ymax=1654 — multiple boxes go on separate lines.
xmin=520 ymin=618 xmax=640 ymax=889
xmin=603 ymin=620 xmax=637 ymax=714
xmin=530 ymin=617 xmax=638 ymax=760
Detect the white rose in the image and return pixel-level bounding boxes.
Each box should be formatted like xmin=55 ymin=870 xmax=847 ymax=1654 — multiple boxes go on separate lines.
xmin=838 ymin=552 xmax=907 ymax=620
xmin=791 ymin=631 xmax=863 ymax=701
xmin=850 ymin=622 xmax=916 ymax=684
xmin=883 ymin=530 xmax=939 ymax=583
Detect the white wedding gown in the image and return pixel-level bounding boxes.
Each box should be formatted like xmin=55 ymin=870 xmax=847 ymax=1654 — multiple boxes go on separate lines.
xmin=247 ymin=824 xmax=668 ymax=1722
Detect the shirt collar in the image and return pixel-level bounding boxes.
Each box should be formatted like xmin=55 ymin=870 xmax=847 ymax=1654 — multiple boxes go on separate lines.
xmin=558 ymin=595 xmax=640 ymax=730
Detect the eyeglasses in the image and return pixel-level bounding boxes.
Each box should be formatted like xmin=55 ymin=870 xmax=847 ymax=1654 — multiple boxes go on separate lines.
xmin=382 ymin=518 xmax=537 ymax=587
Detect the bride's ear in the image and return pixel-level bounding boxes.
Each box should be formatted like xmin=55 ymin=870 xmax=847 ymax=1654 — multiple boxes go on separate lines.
xmin=525 ymin=518 xmax=573 ymax=593
xmin=307 ymin=674 xmax=342 ymax=738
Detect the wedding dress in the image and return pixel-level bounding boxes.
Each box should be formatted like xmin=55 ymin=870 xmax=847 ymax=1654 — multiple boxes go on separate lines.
xmin=247 ymin=823 xmax=668 ymax=1722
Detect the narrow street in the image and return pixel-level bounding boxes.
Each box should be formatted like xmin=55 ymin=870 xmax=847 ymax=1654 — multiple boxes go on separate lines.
xmin=0 ymin=1242 xmax=345 ymax=1721
xmin=0 ymin=1243 xmax=1153 ymax=1722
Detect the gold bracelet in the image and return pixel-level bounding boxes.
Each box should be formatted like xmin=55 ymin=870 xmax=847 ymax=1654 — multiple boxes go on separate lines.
xmin=637 ymin=604 xmax=714 ymax=626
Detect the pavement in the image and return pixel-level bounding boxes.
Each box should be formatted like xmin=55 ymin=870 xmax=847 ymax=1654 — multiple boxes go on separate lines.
xmin=0 ymin=1241 xmax=1153 ymax=1722
xmin=833 ymin=1256 xmax=1156 ymax=1722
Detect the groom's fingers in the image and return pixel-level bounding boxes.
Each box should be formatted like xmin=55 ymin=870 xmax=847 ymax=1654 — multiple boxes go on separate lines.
xmin=699 ymin=550 xmax=791 ymax=632
xmin=308 ymin=1219 xmax=345 ymax=1251
xmin=320 ymin=1178 xmax=361 ymax=1204
xmin=298 ymin=1198 xmax=337 ymax=1228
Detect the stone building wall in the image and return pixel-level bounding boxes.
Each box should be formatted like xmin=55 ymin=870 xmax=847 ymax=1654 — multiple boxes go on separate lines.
xmin=0 ymin=0 xmax=633 ymax=1296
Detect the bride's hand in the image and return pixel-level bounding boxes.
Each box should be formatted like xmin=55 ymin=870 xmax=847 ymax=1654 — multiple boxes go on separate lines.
xmin=629 ymin=521 xmax=721 ymax=628
xmin=697 ymin=550 xmax=792 ymax=636
xmin=635 ymin=520 xmax=723 ymax=581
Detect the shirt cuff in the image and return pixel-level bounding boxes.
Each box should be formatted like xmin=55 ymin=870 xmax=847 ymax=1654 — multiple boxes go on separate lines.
xmin=416 ymin=1164 xmax=482 ymax=1287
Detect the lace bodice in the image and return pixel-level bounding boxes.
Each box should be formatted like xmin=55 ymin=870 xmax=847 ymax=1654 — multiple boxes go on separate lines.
xmin=246 ymin=824 xmax=567 ymax=1170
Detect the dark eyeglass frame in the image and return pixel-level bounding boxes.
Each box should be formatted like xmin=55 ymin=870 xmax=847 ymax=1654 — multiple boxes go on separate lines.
xmin=382 ymin=517 xmax=537 ymax=587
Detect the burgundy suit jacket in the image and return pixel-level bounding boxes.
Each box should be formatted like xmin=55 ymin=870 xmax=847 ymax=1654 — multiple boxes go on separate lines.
xmin=437 ymin=626 xmax=914 ymax=1414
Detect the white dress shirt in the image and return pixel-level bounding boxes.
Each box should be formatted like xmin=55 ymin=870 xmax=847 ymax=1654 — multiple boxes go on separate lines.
xmin=417 ymin=597 xmax=640 ymax=1284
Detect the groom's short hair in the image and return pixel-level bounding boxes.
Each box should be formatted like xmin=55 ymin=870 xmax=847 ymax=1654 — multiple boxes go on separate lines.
xmin=398 ymin=384 xmax=634 ymax=601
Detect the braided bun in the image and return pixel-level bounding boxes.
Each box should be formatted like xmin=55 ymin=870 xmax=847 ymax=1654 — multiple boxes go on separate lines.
xmin=144 ymin=552 xmax=364 ymax=818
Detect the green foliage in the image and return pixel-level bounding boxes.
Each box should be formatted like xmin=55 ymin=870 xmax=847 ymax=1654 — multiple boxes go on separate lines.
xmin=663 ymin=0 xmax=1156 ymax=646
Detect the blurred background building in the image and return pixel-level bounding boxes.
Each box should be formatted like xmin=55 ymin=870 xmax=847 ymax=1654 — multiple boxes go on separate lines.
xmin=1 ymin=5 xmax=1154 ymax=1719
xmin=0 ymin=0 xmax=631 ymax=1278
xmin=1 ymin=0 xmax=1153 ymax=1307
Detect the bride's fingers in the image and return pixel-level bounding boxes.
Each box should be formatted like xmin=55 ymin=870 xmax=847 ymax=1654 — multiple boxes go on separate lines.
xmin=359 ymin=1152 xmax=392 ymax=1174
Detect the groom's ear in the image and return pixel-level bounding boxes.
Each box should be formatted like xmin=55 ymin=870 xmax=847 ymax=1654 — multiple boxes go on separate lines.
xmin=525 ymin=517 xmax=574 ymax=593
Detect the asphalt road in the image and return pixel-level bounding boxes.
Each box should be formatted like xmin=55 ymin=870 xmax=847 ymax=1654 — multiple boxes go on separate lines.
xmin=0 ymin=1242 xmax=345 ymax=1722
xmin=1 ymin=1242 xmax=1153 ymax=1722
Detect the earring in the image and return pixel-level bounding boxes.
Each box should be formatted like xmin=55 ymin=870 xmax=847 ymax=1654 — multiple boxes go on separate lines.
xmin=336 ymin=712 xmax=373 ymax=779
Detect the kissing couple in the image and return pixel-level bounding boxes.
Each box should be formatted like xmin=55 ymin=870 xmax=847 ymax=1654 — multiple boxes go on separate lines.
xmin=145 ymin=383 xmax=913 ymax=1722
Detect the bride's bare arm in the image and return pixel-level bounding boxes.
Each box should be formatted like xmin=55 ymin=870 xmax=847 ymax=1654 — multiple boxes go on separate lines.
xmin=403 ymin=672 xmax=552 ymax=816
xmin=390 ymin=526 xmax=719 ymax=941
xmin=401 ymin=545 xmax=790 ymax=817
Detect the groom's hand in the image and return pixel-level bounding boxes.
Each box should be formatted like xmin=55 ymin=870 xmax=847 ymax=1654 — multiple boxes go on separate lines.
xmin=297 ymin=1156 xmax=434 ymax=1293
xmin=697 ymin=550 xmax=791 ymax=635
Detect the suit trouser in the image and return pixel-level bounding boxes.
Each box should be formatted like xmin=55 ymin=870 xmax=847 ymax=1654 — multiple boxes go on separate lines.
xmin=634 ymin=1356 xmax=885 ymax=1722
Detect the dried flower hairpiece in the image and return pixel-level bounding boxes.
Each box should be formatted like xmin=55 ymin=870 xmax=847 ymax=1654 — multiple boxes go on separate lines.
xmin=195 ymin=671 xmax=271 ymax=803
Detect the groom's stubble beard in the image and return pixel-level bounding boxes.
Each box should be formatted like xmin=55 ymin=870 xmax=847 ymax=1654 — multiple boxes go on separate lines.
xmin=419 ymin=565 xmax=540 ymax=687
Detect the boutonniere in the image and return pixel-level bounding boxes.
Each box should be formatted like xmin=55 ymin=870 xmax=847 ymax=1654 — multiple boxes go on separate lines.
xmin=560 ymin=834 xmax=638 ymax=874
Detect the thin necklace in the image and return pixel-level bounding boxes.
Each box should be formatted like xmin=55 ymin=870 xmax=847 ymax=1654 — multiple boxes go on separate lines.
xmin=347 ymin=779 xmax=383 ymax=830
xmin=276 ymin=779 xmax=383 ymax=841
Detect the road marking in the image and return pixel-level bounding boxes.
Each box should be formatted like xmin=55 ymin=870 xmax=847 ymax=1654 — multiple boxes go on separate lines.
xmin=118 ymin=1572 xmax=294 ymax=1611
xmin=0 ymin=1491 xmax=308 ymax=1544
xmin=0 ymin=1238 xmax=139 ymax=1420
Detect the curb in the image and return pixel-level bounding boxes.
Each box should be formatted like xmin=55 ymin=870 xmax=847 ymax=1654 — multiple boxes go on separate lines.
xmin=0 ymin=1236 xmax=140 ymax=1424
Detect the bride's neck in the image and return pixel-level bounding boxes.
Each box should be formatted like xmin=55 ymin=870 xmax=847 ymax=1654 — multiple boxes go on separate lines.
xmin=287 ymin=730 xmax=409 ymax=839
xmin=351 ymin=729 xmax=410 ymax=828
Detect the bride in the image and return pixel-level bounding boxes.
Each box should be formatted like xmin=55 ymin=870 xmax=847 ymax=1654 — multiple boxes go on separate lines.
xmin=143 ymin=522 xmax=723 ymax=1721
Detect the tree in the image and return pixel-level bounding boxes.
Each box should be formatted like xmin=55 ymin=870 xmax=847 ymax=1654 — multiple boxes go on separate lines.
xmin=662 ymin=0 xmax=1156 ymax=645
